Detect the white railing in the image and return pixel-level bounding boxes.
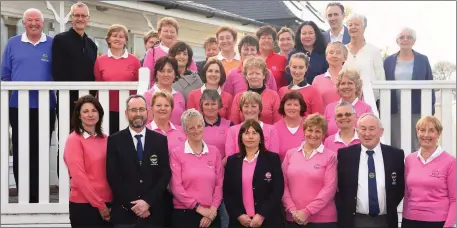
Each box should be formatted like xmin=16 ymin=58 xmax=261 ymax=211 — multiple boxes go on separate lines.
xmin=0 ymin=68 xmax=150 ymax=226
xmin=0 ymin=78 xmax=455 ymax=226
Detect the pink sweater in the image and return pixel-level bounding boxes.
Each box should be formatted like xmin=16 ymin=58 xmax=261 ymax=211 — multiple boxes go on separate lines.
xmin=222 ymin=65 xmax=278 ymax=97
xmin=273 ymin=118 xmax=305 ymax=162
xmin=94 ymin=53 xmax=140 ymax=112
xmin=323 ymin=132 xmax=360 ymax=153
xmin=229 ymin=89 xmax=281 ymax=125
xmin=169 ymin=144 xmax=223 ymax=209
xmin=143 ymin=86 xmax=186 ymax=126
xmin=403 ymin=150 xmax=456 ymax=227
xmin=143 ymin=45 xmax=197 ymax=87
xmin=324 ymin=99 xmax=373 ymax=136
xmin=282 ymin=145 xmax=337 ymax=223
xmin=146 ymin=121 xmax=187 ymax=151
xmin=312 ymin=73 xmax=340 ymax=109
xmin=225 ymin=123 xmax=280 ymax=160
xmin=203 ymin=118 xmax=231 ymax=158
xmin=64 ymin=132 xmax=112 ymax=209
xmin=187 ymin=88 xmax=233 ymax=119
xmin=278 ymin=85 xmax=324 ymax=116
xmin=242 ymin=158 xmax=258 ymax=217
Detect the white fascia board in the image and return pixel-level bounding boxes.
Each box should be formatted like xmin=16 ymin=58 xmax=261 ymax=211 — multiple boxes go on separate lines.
xmin=99 ymin=1 xmax=260 ymax=33
xmin=283 ymin=1 xmax=330 ymax=31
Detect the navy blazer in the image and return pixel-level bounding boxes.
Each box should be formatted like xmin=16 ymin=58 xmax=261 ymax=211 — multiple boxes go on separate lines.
xmin=223 ymin=151 xmax=285 ymax=228
xmin=383 ymin=50 xmax=435 ymax=115
xmin=322 ymin=26 xmax=351 ymax=45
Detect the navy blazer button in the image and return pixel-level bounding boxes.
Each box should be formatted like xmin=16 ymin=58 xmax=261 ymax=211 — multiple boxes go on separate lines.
xmin=140 ymin=180 xmax=143 ymax=183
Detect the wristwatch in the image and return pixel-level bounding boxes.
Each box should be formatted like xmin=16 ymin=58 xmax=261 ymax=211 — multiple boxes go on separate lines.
xmin=193 ymin=202 xmax=200 ymax=211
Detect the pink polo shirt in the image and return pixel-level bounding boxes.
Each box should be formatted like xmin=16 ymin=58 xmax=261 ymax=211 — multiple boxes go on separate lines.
xmin=312 ymin=72 xmax=340 ymax=109
xmin=203 ymin=117 xmax=231 ymax=158
xmin=186 ymin=86 xmax=233 ymax=119
xmin=222 ymin=65 xmax=278 ymax=97
xmin=323 ymin=130 xmax=360 ymax=153
xmin=170 ymin=141 xmax=223 ymax=209
xmin=278 ymin=85 xmax=324 ymax=116
xmin=324 ymin=99 xmax=373 ymax=136
xmin=229 ymin=88 xmax=281 ymax=125
xmin=403 ymin=148 xmax=456 ymax=227
xmin=143 ymin=85 xmax=186 ymax=126
xmin=273 ymin=118 xmax=305 ymax=162
xmin=146 ymin=121 xmax=187 ymax=151
xmin=94 ymin=52 xmax=141 ymax=112
xmin=282 ymin=144 xmax=337 ymax=223
xmin=143 ymin=44 xmax=197 ymax=87
xmin=64 ymin=132 xmax=112 ymax=209
xmin=225 ymin=122 xmax=280 ymax=161
xmin=242 ymin=155 xmax=258 ymax=217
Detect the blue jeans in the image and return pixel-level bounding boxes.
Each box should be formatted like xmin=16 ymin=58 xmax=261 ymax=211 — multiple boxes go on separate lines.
xmin=219 ymin=201 xmax=229 ymax=228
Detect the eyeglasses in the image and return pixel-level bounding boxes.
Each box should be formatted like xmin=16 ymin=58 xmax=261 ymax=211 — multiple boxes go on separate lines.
xmin=72 ymin=14 xmax=89 ymax=19
xmin=336 ymin=112 xmax=353 ymax=118
xmin=128 ymin=108 xmax=147 ymax=113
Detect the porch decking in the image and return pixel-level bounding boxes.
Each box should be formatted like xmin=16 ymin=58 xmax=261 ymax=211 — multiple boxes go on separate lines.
xmin=8 ymin=187 xmax=59 ymax=203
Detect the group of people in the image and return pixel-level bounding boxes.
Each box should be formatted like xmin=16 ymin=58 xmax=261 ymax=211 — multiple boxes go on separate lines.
xmin=0 ymin=1 xmax=451 ymax=228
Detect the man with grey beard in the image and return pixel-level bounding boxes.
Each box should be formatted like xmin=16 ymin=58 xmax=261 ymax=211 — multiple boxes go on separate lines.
xmin=106 ymin=94 xmax=171 ymax=228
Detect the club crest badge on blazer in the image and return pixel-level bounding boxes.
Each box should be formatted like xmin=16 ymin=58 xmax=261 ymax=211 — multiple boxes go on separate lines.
xmin=264 ymin=172 xmax=272 ymax=182
xmin=150 ymin=154 xmax=158 ymax=166
xmin=391 ymin=172 xmax=397 ymax=185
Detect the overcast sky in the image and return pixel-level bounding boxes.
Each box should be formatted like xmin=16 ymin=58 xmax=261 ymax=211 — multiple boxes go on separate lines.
xmin=309 ymin=1 xmax=456 ymax=67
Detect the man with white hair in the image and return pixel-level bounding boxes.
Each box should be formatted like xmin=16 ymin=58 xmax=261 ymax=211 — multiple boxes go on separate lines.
xmin=337 ymin=113 xmax=405 ymax=228
xmin=1 ymin=8 xmax=56 ymax=203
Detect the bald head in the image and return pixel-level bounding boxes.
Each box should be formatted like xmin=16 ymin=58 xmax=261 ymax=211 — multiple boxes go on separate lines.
xmin=23 ymin=8 xmax=44 ymax=23
xmin=22 ymin=8 xmax=44 ymax=38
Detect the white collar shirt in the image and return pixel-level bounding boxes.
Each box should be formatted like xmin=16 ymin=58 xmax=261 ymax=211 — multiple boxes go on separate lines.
xmin=153 ymin=83 xmax=177 ymax=95
xmin=330 ymin=27 xmax=345 ymax=43
xmin=297 ymin=143 xmax=324 ymax=159
xmin=334 ymin=130 xmax=359 ymax=145
xmin=129 ymin=127 xmax=146 ymax=150
xmin=21 ymin=32 xmax=46 ymax=46
xmin=216 ymin=52 xmax=241 ymax=62
xmin=200 ymin=84 xmax=222 ymax=95
xmin=417 ymin=146 xmax=444 ymax=164
xmin=243 ymin=151 xmax=259 ymax=163
xmin=107 ymin=49 xmax=129 ymax=59
xmin=184 ymin=140 xmax=209 ymax=156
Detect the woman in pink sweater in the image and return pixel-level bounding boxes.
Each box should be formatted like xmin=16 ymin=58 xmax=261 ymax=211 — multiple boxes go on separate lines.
xmin=278 ymin=53 xmax=324 ymax=116
xmin=63 ymin=95 xmax=111 ymax=227
xmin=143 ymin=56 xmax=186 ymax=126
xmin=229 ymin=56 xmax=281 ymax=125
xmin=323 ymin=101 xmax=360 ymax=153
xmin=225 ymin=91 xmax=280 ymax=163
xmin=324 ymin=68 xmax=372 ymax=136
xmin=402 ymin=116 xmax=456 ymax=228
xmin=94 ymin=24 xmax=140 ymax=135
xmin=312 ymin=42 xmax=348 ymax=108
xmin=273 ymin=91 xmax=306 ymax=162
xmin=187 ymin=58 xmax=232 ymax=119
xmin=143 ymin=17 xmax=197 ymax=86
xmin=169 ymin=109 xmax=223 ymax=228
xmin=282 ymin=114 xmax=337 ymax=227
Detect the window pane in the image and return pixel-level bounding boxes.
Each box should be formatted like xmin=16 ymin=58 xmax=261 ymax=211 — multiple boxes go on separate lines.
xmin=191 ymin=45 xmax=205 ymax=62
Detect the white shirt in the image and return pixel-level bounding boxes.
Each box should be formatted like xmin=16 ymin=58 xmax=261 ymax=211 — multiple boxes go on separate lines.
xmin=339 ymin=97 xmax=359 ymax=106
xmin=107 ymin=49 xmax=128 ymax=59
xmin=160 ymin=43 xmax=169 ymax=53
xmin=216 ymin=52 xmax=241 ymax=62
xmin=417 ymin=146 xmax=444 ymax=164
xmin=200 ymin=84 xmax=222 ymax=95
xmin=153 ymin=83 xmax=178 ymax=95
xmin=330 ymin=27 xmax=345 ymax=43
xmin=243 ymin=151 xmax=259 ymax=163
xmin=184 ymin=140 xmax=209 ymax=156
xmin=297 ymin=143 xmax=324 ymax=159
xmin=343 ymin=43 xmax=385 ymax=118
xmin=129 ymin=127 xmax=146 ymax=150
xmin=334 ymin=129 xmax=359 ymax=145
xmin=21 ymin=32 xmax=46 ymax=46
xmin=357 ymin=143 xmax=387 ymax=215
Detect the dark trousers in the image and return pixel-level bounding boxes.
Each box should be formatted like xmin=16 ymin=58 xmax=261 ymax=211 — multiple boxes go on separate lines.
xmin=172 ymin=209 xmax=221 ymax=228
xmin=9 ymin=107 xmax=56 ymax=203
xmin=110 ymin=111 xmax=120 ymax=135
xmin=401 ymin=218 xmax=445 ymax=228
xmin=69 ymin=202 xmax=112 ymax=227
xmin=162 ymin=191 xmax=174 ymax=227
xmin=287 ymin=221 xmax=337 ymax=228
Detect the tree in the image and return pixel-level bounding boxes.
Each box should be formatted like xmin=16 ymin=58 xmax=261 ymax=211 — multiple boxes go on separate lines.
xmin=433 ymin=61 xmax=456 ymax=99
xmin=381 ymin=46 xmax=389 ymax=60
xmin=344 ymin=7 xmax=353 ymax=20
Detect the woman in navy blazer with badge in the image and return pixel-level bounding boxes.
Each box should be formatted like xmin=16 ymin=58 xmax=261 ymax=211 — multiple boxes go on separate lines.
xmin=223 ymin=119 xmax=285 ymax=228
xmin=383 ymin=27 xmax=435 ymax=151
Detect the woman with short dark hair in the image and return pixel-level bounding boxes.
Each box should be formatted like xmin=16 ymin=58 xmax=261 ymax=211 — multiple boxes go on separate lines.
xmin=64 ymin=95 xmax=111 ymax=227
xmin=224 ymin=119 xmax=285 ymax=228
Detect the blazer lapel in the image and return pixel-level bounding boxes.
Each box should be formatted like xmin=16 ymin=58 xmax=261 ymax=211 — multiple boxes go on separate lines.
xmin=351 ymin=144 xmax=362 ymax=188
xmin=122 ymin=128 xmax=141 ymax=166
xmin=343 ymin=26 xmax=351 ymax=44
xmin=252 ymin=153 xmax=264 ymax=184
xmin=412 ymin=50 xmax=420 ymax=80
xmin=142 ymin=129 xmax=153 ymax=164
xmin=380 ymin=144 xmax=393 ymax=190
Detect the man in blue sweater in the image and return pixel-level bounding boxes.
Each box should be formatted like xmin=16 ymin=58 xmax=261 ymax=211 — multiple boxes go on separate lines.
xmin=1 ymin=8 xmax=56 ymax=203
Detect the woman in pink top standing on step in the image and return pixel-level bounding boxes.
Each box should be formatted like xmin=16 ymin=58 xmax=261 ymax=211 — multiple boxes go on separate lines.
xmin=402 ymin=116 xmax=456 ymax=228
xmin=143 ymin=17 xmax=197 ymax=87
xmin=282 ymin=114 xmax=337 ymax=227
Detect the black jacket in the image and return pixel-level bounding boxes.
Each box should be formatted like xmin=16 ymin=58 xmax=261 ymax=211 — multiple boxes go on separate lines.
xmin=223 ymin=151 xmax=285 ymax=228
xmin=106 ymin=128 xmax=171 ymax=226
xmin=337 ymin=143 xmax=405 ymax=228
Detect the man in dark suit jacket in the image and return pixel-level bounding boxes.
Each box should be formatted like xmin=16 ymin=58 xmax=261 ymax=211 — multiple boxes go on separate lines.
xmin=107 ymin=94 xmax=171 ymax=228
xmin=322 ymin=2 xmax=351 ymax=44
xmin=337 ymin=113 xmax=405 ymax=228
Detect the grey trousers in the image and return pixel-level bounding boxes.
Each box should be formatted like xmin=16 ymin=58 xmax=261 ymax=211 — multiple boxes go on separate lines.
xmin=354 ymin=213 xmax=388 ymax=228
xmin=390 ymin=113 xmax=421 ymax=151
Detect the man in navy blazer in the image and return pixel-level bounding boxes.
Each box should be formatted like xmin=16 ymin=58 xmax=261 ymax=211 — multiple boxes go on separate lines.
xmin=323 ymin=2 xmax=351 ymax=44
